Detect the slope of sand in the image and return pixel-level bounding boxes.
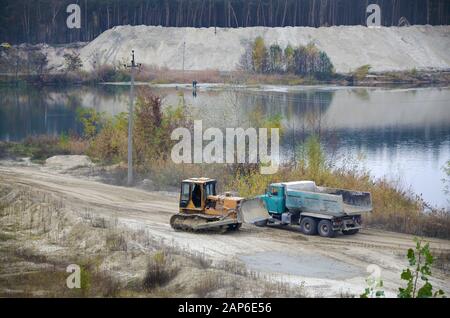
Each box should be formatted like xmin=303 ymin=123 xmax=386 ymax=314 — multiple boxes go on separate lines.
xmin=78 ymin=25 xmax=450 ymax=73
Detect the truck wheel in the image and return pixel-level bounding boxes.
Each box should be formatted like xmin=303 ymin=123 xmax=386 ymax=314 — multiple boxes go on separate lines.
xmin=318 ymin=220 xmax=336 ymax=238
xmin=300 ymin=217 xmax=317 ymax=235
xmin=342 ymin=229 xmax=359 ymax=235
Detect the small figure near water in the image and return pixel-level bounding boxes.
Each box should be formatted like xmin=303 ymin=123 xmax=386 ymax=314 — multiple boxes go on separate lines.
xmin=192 ymin=80 xmax=198 ymax=98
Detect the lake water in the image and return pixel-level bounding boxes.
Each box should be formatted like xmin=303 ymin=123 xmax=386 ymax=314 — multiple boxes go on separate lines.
xmin=0 ymin=84 xmax=449 ymax=209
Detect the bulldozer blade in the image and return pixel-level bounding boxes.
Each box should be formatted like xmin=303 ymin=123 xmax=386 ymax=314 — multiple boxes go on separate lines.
xmin=240 ymin=198 xmax=270 ymax=224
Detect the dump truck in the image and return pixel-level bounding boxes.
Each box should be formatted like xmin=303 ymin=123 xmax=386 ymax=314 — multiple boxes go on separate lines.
xmin=250 ymin=181 xmax=372 ymax=237
xmin=170 ymin=177 xmax=269 ymax=232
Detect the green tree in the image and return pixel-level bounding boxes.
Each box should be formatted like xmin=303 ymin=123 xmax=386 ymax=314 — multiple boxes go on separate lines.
xmin=284 ymin=44 xmax=295 ymax=73
xmin=293 ymin=45 xmax=307 ymax=76
xmin=398 ymin=238 xmax=445 ymax=298
xmin=252 ymin=36 xmax=267 ymax=73
xmin=316 ymin=51 xmax=334 ymax=80
xmin=268 ymin=44 xmax=283 ymax=73
xmin=292 ymin=42 xmax=333 ymax=80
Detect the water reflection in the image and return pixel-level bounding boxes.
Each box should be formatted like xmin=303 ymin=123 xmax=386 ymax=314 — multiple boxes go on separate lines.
xmin=0 ymin=85 xmax=449 ymax=207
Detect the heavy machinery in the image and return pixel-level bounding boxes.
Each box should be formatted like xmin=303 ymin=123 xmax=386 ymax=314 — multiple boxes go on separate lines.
xmin=254 ymin=181 xmax=373 ymax=237
xmin=170 ymin=178 xmax=372 ymax=238
xmin=170 ymin=177 xmax=269 ymax=232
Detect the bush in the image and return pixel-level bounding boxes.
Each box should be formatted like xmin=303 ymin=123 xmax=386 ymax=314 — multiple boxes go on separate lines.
xmin=63 ymin=52 xmax=83 ymax=72
xmin=23 ymin=135 xmax=69 ymax=162
xmin=106 ymin=231 xmax=128 ymax=252
xmin=87 ymin=112 xmax=128 ymax=164
xmin=142 ymin=251 xmax=178 ymax=291
xmin=193 ymin=273 xmax=220 ymax=297
xmin=353 ymin=65 xmax=371 ymax=81
xmin=398 ymin=238 xmax=445 ymax=298
xmin=92 ymin=65 xmax=127 ymax=82
xmin=76 ymin=108 xmax=104 ymax=139
xmin=84 ymin=89 xmax=190 ymax=167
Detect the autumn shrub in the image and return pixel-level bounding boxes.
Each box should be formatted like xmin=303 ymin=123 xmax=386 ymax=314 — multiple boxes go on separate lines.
xmin=76 ymin=108 xmax=105 ymax=139
xmin=84 ymin=88 xmax=190 ymax=168
xmin=133 ymin=88 xmax=191 ymax=169
xmin=87 ymin=112 xmax=128 ymax=164
xmin=352 ymin=64 xmax=372 ymax=81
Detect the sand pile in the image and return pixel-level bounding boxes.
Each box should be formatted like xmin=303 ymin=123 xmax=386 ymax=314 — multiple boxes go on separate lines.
xmin=78 ymin=25 xmax=450 ymax=73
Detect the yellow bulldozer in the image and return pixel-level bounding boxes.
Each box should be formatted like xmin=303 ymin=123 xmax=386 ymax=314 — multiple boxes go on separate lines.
xmin=170 ymin=177 xmax=269 ymax=232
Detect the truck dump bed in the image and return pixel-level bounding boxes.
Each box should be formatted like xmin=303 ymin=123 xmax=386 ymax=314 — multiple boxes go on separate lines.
xmin=283 ymin=181 xmax=372 ymax=216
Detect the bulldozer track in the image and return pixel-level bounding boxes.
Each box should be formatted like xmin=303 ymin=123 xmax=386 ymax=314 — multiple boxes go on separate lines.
xmin=170 ymin=213 xmax=240 ymax=233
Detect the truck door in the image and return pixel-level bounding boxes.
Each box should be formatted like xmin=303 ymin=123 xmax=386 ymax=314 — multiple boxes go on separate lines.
xmin=266 ymin=185 xmax=285 ymax=214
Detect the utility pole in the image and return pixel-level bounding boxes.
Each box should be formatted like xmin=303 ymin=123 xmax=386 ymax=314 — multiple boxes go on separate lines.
xmin=125 ymin=50 xmax=140 ymax=186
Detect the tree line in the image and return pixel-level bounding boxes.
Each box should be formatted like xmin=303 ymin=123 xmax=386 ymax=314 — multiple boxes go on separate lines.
xmin=0 ymin=0 xmax=449 ymax=44
xmin=241 ymin=37 xmax=334 ymax=80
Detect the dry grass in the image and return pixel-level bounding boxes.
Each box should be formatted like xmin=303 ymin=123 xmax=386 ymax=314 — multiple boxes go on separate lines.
xmin=106 ymin=231 xmax=128 ymax=252
xmin=189 ymin=251 xmax=213 ymax=269
xmin=193 ymin=272 xmax=220 ymax=297
xmin=142 ymin=251 xmax=179 ymax=291
xmin=432 ymin=250 xmax=450 ymax=273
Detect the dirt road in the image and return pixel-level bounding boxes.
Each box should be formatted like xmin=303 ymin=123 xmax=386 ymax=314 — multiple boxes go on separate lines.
xmin=1 ymin=164 xmax=449 ymax=297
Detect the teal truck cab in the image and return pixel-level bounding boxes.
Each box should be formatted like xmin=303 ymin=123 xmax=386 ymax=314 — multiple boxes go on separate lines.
xmin=257 ymin=181 xmax=372 ymax=237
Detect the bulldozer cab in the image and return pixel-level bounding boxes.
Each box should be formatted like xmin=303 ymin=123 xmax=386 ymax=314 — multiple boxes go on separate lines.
xmin=179 ymin=178 xmax=217 ymax=211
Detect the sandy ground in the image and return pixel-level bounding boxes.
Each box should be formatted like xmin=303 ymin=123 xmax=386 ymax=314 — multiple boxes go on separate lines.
xmin=78 ymin=25 xmax=450 ymax=73
xmin=0 ymin=163 xmax=449 ymax=297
